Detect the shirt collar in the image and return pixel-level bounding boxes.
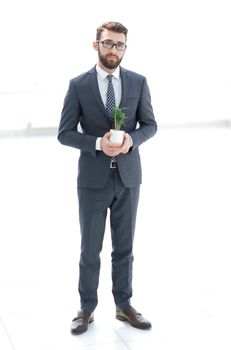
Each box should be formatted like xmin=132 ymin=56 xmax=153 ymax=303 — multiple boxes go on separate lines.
xmin=96 ymin=64 xmax=120 ymax=81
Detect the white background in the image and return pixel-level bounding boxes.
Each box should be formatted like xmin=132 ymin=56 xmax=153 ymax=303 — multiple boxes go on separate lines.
xmin=0 ymin=1 xmax=231 ymax=348
xmin=0 ymin=0 xmax=231 ymax=128
xmin=0 ymin=129 xmax=231 ymax=349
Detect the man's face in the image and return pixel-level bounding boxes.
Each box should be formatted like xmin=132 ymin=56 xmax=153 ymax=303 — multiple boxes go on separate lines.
xmin=94 ymin=29 xmax=126 ymax=71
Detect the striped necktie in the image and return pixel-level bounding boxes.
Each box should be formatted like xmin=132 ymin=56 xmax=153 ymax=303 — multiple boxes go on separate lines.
xmin=106 ymin=75 xmax=115 ymax=122
xmin=106 ymin=75 xmax=116 ymax=164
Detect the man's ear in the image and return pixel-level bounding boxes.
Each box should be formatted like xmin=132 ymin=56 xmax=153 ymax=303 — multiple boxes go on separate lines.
xmin=93 ymin=41 xmax=98 ymax=51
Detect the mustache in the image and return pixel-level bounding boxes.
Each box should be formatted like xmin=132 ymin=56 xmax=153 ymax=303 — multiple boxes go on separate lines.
xmin=106 ymin=54 xmax=119 ymax=59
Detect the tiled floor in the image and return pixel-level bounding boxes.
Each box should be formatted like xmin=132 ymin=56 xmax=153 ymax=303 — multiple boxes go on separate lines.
xmin=0 ymin=127 xmax=231 ymax=349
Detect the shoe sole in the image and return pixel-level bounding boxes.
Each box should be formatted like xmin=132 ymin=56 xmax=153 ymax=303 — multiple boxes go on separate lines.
xmin=116 ymin=314 xmax=127 ymax=321
xmin=116 ymin=314 xmax=151 ymax=330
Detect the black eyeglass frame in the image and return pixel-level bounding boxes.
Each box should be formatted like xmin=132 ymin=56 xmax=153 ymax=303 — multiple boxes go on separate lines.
xmin=96 ymin=40 xmax=127 ymax=51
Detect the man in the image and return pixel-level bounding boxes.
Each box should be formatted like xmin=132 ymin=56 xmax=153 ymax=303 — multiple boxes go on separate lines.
xmin=58 ymin=21 xmax=157 ymax=335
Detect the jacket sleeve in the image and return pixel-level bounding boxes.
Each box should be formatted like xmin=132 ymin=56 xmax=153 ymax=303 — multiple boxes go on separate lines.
xmin=129 ymin=77 xmax=157 ymax=151
xmin=57 ymin=79 xmax=97 ymax=157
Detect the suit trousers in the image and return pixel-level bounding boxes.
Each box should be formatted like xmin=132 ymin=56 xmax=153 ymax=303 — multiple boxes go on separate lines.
xmin=77 ymin=167 xmax=140 ymax=312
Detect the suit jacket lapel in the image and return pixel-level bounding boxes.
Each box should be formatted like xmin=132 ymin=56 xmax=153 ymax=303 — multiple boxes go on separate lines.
xmin=89 ymin=67 xmax=108 ymax=117
xmin=119 ymin=67 xmax=128 ymax=109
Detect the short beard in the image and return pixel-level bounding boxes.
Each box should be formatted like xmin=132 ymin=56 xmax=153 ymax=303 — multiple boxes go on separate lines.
xmin=98 ymin=51 xmax=123 ymax=70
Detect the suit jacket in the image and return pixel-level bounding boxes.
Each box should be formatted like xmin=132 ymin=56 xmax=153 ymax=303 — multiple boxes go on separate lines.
xmin=58 ymin=65 xmax=157 ymax=189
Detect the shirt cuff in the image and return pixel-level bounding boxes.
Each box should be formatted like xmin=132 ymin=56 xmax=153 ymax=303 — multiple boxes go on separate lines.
xmin=96 ymin=137 xmax=102 ymax=150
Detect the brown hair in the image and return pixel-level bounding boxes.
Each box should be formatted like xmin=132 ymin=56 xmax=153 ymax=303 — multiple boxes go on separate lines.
xmin=96 ymin=21 xmax=128 ymax=41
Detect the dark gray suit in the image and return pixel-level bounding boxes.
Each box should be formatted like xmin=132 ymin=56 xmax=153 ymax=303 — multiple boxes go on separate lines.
xmin=58 ymin=65 xmax=157 ymax=312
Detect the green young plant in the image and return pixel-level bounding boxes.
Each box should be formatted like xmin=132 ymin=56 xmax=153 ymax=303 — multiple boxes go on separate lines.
xmin=112 ymin=106 xmax=126 ymax=130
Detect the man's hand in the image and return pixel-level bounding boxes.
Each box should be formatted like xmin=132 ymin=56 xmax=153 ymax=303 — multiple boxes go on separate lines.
xmin=100 ymin=132 xmax=122 ymax=157
xmin=101 ymin=132 xmax=132 ymax=156
xmin=119 ymin=133 xmax=132 ymax=154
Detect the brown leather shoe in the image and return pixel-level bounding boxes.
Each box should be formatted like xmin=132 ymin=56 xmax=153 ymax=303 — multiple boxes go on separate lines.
xmin=116 ymin=306 xmax=152 ymax=330
xmin=71 ymin=310 xmax=94 ymax=335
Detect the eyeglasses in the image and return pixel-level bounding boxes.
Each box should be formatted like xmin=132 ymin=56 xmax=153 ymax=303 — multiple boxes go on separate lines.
xmin=97 ymin=40 xmax=126 ymax=51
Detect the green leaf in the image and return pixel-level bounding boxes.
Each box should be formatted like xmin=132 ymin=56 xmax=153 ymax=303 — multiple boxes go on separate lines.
xmin=112 ymin=106 xmax=126 ymax=130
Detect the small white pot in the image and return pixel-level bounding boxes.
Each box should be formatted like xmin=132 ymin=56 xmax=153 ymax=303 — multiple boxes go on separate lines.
xmin=110 ymin=129 xmax=125 ymax=145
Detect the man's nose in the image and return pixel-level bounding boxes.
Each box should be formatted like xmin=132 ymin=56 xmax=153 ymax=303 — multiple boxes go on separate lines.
xmin=111 ymin=45 xmax=117 ymax=51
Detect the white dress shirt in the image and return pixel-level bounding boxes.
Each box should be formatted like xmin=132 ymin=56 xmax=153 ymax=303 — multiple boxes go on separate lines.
xmin=96 ymin=64 xmax=121 ymax=108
